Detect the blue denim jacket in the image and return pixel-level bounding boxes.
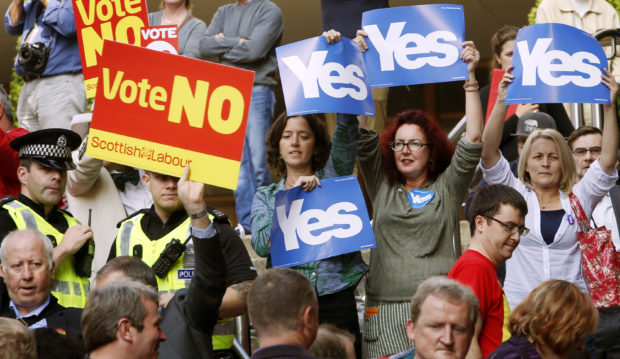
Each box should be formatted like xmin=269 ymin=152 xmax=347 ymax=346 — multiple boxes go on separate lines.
xmin=5 ymin=0 xmax=82 ymax=76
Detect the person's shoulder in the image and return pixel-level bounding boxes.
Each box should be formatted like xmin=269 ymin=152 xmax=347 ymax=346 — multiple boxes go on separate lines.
xmin=257 ymin=183 xmax=280 ymax=197
xmin=116 ymin=208 xmax=149 ymax=228
xmin=262 ymin=0 xmax=283 ymax=12
xmin=0 ymin=195 xmax=17 ymax=208
xmin=449 ymin=250 xmax=494 ymax=278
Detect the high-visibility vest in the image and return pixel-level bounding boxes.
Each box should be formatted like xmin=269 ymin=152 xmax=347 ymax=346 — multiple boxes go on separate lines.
xmin=2 ymin=200 xmax=90 ymax=308
xmin=115 ymin=212 xmax=235 ymax=350
xmin=116 ymin=214 xmax=193 ymax=293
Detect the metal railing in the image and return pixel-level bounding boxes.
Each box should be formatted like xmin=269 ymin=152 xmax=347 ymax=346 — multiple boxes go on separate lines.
xmin=570 ymin=28 xmax=620 ymax=129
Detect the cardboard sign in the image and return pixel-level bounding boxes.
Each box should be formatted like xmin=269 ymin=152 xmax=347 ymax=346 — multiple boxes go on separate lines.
xmin=361 ymin=4 xmax=467 ymax=87
xmin=141 ymin=25 xmax=179 ymax=54
xmin=86 ymin=40 xmax=255 ymax=189
xmin=73 ymin=0 xmax=150 ymax=98
xmin=270 ymin=176 xmax=376 ymax=268
xmin=506 ymin=23 xmax=610 ymax=104
xmin=276 ymin=36 xmax=375 ymax=117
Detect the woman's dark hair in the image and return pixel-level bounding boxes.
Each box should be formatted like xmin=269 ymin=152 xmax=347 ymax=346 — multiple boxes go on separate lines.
xmin=380 ymin=110 xmax=454 ymax=185
xmin=490 ymin=25 xmax=519 ymax=69
xmin=266 ymin=112 xmax=332 ymax=177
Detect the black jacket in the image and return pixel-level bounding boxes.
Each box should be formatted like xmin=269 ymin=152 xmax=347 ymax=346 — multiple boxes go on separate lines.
xmin=157 ymin=223 xmax=228 ymax=359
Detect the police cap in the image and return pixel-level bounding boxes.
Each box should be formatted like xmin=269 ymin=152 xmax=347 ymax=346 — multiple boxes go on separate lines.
xmin=10 ymin=128 xmax=81 ymax=171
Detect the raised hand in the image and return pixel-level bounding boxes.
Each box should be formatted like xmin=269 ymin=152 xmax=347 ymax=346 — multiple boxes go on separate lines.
xmin=497 ymin=67 xmax=514 ymax=102
xmin=461 ymin=41 xmax=480 ymax=73
xmin=177 ymin=165 xmax=206 ymax=215
xmin=601 ymin=68 xmax=619 ymax=103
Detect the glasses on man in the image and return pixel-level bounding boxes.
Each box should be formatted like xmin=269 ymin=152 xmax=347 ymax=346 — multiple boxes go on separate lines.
xmin=572 ymin=146 xmax=602 ymax=157
xmin=482 ymin=215 xmax=529 ymax=236
xmin=389 ymin=140 xmax=429 ymax=152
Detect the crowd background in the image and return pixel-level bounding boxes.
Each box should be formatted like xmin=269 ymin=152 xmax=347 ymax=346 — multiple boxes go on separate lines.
xmin=2 ymin=0 xmax=620 ymax=358
xmin=0 ymin=1 xmax=536 ymax=198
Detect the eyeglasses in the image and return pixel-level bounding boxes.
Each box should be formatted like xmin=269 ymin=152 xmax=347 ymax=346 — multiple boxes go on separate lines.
xmin=572 ymin=146 xmax=602 ymax=157
xmin=482 ymin=215 xmax=529 ymax=236
xmin=389 ymin=140 xmax=429 ymax=152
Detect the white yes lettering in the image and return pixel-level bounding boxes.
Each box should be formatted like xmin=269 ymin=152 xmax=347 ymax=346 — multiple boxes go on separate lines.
xmin=281 ymin=51 xmax=368 ymax=100
xmin=518 ymin=38 xmax=601 ymax=87
xmin=276 ymin=199 xmax=363 ymax=251
xmin=363 ymin=22 xmax=459 ymax=71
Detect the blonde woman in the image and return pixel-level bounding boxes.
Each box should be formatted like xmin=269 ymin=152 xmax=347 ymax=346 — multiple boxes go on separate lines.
xmin=480 ymin=69 xmax=619 ymax=309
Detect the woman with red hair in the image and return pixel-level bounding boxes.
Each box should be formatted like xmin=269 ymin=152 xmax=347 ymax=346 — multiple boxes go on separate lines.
xmin=356 ymin=41 xmax=484 ymax=357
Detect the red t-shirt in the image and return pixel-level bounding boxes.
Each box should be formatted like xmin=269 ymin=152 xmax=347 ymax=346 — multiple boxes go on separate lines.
xmin=448 ymin=249 xmax=510 ymax=358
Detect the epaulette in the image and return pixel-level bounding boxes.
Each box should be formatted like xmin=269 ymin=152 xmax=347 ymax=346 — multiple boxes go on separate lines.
xmin=116 ymin=208 xmax=149 ymax=228
xmin=206 ymin=205 xmax=230 ymax=224
xmin=57 ymin=207 xmax=75 ymax=217
xmin=0 ymin=195 xmax=16 ymax=207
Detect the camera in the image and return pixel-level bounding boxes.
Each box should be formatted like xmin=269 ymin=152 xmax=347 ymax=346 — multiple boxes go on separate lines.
xmin=18 ymin=42 xmax=49 ymax=74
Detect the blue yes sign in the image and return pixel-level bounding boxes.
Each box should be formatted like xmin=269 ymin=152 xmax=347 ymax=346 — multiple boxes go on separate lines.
xmin=361 ymin=4 xmax=467 ymax=87
xmin=270 ymin=176 xmax=376 ymax=268
xmin=276 ymin=36 xmax=375 ymax=117
xmin=506 ymin=23 xmax=610 ymax=104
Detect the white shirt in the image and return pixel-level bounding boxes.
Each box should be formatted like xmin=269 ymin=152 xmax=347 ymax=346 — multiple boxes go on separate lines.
xmin=114 ymin=169 xmax=153 ymax=215
xmin=592 ymin=192 xmax=620 ymax=249
xmin=482 ymin=155 xmax=618 ymax=309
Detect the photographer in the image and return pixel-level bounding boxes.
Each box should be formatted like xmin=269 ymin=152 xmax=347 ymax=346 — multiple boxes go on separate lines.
xmin=5 ymin=0 xmax=87 ymax=131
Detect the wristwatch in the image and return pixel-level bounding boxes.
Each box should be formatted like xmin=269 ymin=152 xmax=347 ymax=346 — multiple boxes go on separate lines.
xmin=189 ymin=206 xmax=208 ymax=219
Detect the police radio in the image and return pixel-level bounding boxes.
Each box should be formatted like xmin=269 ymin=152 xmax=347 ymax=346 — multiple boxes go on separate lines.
xmin=152 ymin=239 xmax=186 ymax=278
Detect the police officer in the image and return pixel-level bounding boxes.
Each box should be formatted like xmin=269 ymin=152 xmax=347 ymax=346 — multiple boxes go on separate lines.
xmin=0 ymin=128 xmax=93 ymax=308
xmin=109 ymin=170 xmax=257 ymax=357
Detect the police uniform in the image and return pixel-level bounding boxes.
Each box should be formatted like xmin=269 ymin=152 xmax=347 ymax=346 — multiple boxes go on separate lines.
xmin=110 ymin=205 xmax=257 ymax=353
xmin=0 ymin=128 xmax=90 ymax=308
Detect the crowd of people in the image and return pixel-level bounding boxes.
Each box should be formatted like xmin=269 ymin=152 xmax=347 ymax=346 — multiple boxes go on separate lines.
xmin=1 ymin=0 xmax=620 ymax=359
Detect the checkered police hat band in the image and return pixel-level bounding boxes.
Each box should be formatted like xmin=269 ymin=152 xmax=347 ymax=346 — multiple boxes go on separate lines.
xmin=20 ymin=143 xmax=72 ymax=159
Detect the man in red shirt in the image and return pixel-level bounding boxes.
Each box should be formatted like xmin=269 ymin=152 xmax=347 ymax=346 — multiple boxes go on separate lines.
xmin=448 ymin=184 xmax=528 ymax=358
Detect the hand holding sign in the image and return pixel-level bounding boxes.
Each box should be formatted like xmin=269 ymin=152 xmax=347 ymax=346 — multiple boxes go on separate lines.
xmin=353 ymin=30 xmax=369 ymax=52
xmin=461 ymin=41 xmax=480 ymax=74
xmin=602 ymin=68 xmax=619 ymax=103
xmin=291 ymin=175 xmax=322 ymax=192
xmin=322 ymin=29 xmax=341 ymax=44
xmin=498 ymin=68 xmax=515 ymax=104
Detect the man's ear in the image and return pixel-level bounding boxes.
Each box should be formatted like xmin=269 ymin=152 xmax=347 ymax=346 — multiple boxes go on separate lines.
xmin=141 ymin=173 xmax=150 ymax=187
xmin=117 ymin=318 xmax=135 ymax=343
xmin=17 ymin=166 xmax=28 ymax=186
xmin=300 ymin=305 xmax=318 ymax=346
xmin=406 ymin=318 xmax=415 ymax=342
xmin=474 ymin=215 xmax=485 ymax=234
